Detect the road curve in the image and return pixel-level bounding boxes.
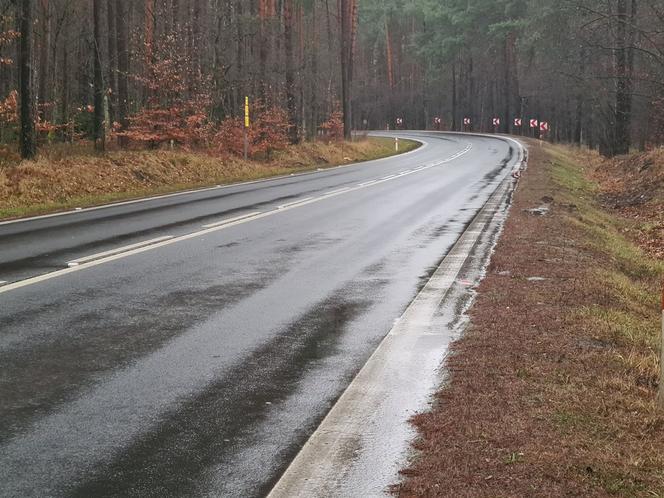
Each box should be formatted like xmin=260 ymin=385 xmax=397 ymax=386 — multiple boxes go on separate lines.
xmin=0 ymin=132 xmax=519 ymax=497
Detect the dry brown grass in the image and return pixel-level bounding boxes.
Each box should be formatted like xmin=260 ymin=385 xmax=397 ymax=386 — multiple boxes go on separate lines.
xmin=0 ymin=137 xmax=417 ymax=220
xmin=584 ymin=146 xmax=664 ymax=260
xmin=394 ymin=142 xmax=664 ymax=497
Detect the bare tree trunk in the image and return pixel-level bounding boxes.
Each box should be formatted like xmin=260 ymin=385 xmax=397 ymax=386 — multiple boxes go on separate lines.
xmin=451 ymin=59 xmax=457 ymax=131
xmin=284 ymin=0 xmax=298 ymax=143
xmin=258 ymin=0 xmax=269 ymax=99
xmin=93 ymin=0 xmax=105 ymax=151
xmin=308 ymin=1 xmax=319 ymax=139
xmin=37 ymin=0 xmax=50 ymax=121
xmin=116 ymin=0 xmax=130 ymax=145
xmin=340 ymin=0 xmax=352 ymax=139
xmin=574 ymin=46 xmax=586 ymax=145
xmin=235 ymin=0 xmax=243 ymax=115
xmin=19 ymin=0 xmax=36 ymax=159
xmin=192 ymin=0 xmax=201 ymax=71
xmin=613 ymin=0 xmax=633 ymax=155
xmin=503 ymin=34 xmax=513 ymax=134
xmin=60 ymin=24 xmax=69 ymax=136
xmin=107 ymin=0 xmax=118 ymax=124
xmin=145 ymin=0 xmax=154 ymax=64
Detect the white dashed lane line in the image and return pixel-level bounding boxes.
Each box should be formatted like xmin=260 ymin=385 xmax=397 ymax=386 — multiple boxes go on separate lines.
xmin=201 ymin=212 xmax=263 ymax=229
xmin=277 ymin=198 xmax=314 ymax=210
xmin=66 ymin=236 xmax=175 ymax=267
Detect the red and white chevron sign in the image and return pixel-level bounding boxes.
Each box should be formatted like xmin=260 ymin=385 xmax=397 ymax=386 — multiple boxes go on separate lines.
xmin=463 ymin=117 xmax=471 ymax=126
xmin=540 ymin=121 xmax=549 ymax=132
xmin=514 ymin=118 xmax=523 ymax=127
xmin=492 ymin=117 xmax=501 ymax=127
xmin=396 ymin=118 xmax=403 ymax=126
xmin=433 ymin=117 xmax=442 ymax=125
xmin=529 ymin=119 xmax=538 ymax=128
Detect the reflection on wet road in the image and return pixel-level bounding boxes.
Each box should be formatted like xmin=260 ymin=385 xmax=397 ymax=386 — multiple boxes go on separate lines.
xmin=0 ymin=132 xmax=519 ymax=497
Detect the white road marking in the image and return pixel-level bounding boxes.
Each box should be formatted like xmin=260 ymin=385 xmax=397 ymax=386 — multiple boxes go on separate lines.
xmin=0 ymin=281 xmax=7 ymax=286
xmin=0 ymin=138 xmax=429 ymax=227
xmin=325 ymin=187 xmax=351 ymax=196
xmin=358 ymin=180 xmax=378 ymax=187
xmin=0 ymin=139 xmax=479 ymax=295
xmin=277 ymin=198 xmax=314 ymax=210
xmin=201 ymin=212 xmax=262 ymax=229
xmin=380 ymin=175 xmax=397 ymax=181
xmin=66 ymin=236 xmax=175 ymax=267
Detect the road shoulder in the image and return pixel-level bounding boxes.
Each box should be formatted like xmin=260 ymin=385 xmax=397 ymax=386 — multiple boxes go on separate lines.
xmin=395 ymin=142 xmax=664 ymax=497
xmin=268 ymin=138 xmax=523 ymax=497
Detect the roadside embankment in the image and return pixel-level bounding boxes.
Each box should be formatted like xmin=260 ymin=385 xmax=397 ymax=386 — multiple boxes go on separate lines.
xmin=0 ymin=137 xmax=418 ymax=220
xmin=395 ymin=142 xmax=664 ymax=497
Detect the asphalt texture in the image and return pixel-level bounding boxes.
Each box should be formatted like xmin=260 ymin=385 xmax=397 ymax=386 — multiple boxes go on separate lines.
xmin=0 ymin=132 xmax=519 ymax=497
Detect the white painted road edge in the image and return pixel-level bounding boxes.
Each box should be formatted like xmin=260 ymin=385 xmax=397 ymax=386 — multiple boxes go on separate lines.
xmin=0 ymin=141 xmax=472 ymax=295
xmin=267 ymin=138 xmax=524 ymax=497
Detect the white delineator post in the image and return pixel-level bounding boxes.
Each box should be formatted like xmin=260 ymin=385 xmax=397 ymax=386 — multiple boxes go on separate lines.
xmin=395 ymin=137 xmax=399 ymax=152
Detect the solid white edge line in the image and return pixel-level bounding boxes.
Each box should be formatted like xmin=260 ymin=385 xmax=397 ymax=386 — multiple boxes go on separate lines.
xmin=0 ymin=138 xmax=429 ymax=227
xmin=66 ymin=236 xmax=175 ymax=267
xmin=201 ymin=211 xmax=262 ymax=229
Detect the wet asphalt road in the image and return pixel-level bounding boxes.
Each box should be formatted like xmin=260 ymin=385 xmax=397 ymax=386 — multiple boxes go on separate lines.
xmin=0 ymin=132 xmax=518 ymax=497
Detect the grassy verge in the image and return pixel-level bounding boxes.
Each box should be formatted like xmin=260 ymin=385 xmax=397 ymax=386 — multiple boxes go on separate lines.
xmin=0 ymin=137 xmax=419 ymax=220
xmin=395 ymin=142 xmax=664 ymax=497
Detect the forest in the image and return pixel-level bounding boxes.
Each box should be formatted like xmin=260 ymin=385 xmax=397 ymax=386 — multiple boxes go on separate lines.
xmin=0 ymin=0 xmax=662 ymax=160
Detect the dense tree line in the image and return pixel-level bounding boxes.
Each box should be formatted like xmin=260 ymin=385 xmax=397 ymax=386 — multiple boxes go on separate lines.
xmin=1 ymin=0 xmax=358 ymax=158
xmin=357 ymin=0 xmax=664 ymax=156
xmin=0 ymin=0 xmax=661 ymax=159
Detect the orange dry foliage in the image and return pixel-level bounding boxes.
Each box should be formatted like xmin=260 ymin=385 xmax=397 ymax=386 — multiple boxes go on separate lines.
xmin=117 ymin=33 xmax=213 ymax=149
xmin=319 ymin=109 xmax=344 ymax=142
xmin=215 ymin=101 xmax=290 ymax=158
xmin=0 ymin=90 xmax=17 ymax=124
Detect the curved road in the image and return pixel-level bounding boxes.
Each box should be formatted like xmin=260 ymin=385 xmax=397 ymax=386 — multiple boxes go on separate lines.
xmin=0 ymin=132 xmax=519 ymax=497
